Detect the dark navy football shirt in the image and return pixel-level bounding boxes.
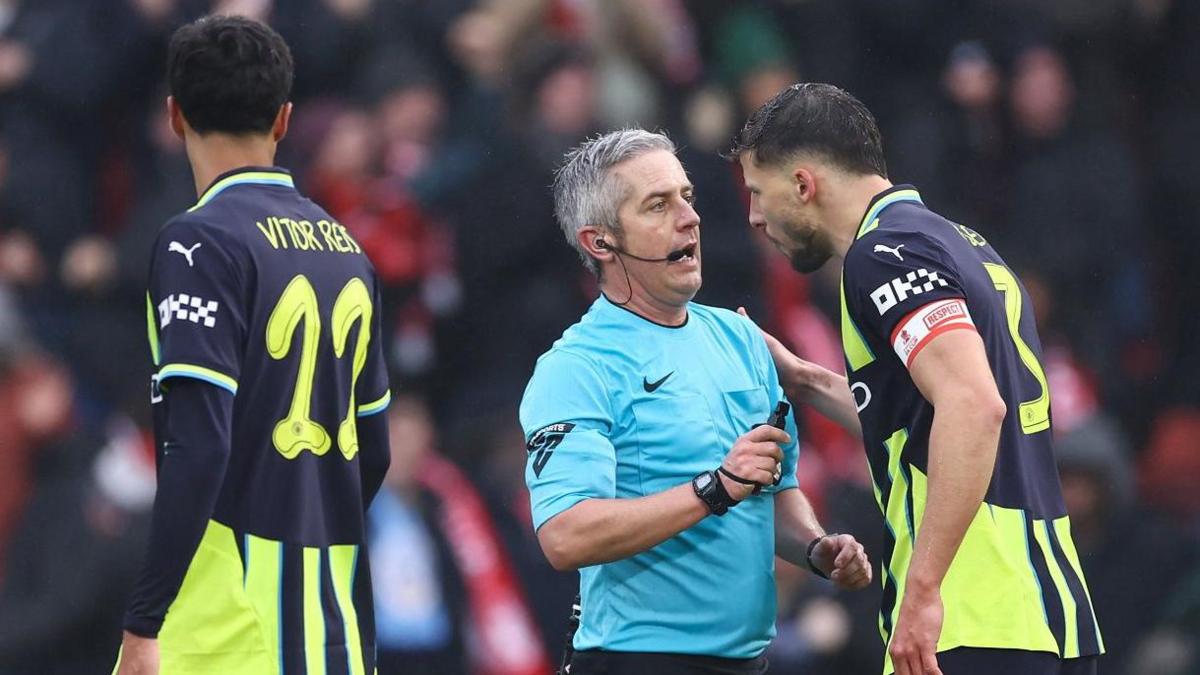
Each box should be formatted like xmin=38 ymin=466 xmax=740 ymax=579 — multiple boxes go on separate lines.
xmin=839 ymin=186 xmax=1102 ymax=668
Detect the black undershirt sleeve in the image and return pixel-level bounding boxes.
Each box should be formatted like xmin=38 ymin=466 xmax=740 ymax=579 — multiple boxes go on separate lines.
xmin=122 ymin=378 xmax=233 ymax=638
xmin=356 ymin=409 xmax=391 ymax=510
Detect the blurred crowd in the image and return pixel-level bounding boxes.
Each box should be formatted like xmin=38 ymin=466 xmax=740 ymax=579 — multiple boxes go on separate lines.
xmin=0 ymin=0 xmax=1198 ymax=673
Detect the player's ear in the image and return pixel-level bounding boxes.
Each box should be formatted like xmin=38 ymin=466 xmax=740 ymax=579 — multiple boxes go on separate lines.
xmin=579 ymin=225 xmax=613 ymax=262
xmin=792 ymin=166 xmax=816 ymax=205
xmin=272 ymin=102 xmax=293 ymax=143
xmin=166 ymin=96 xmax=186 ymax=140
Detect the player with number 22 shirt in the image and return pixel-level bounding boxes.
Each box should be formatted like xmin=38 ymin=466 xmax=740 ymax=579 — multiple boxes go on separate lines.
xmin=117 ymin=15 xmax=391 ymax=675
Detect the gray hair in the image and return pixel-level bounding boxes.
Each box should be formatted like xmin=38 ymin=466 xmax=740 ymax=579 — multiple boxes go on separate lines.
xmin=553 ymin=129 xmax=677 ymax=274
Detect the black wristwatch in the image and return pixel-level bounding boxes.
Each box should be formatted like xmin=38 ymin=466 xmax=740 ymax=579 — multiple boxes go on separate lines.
xmin=692 ymin=469 xmax=738 ymax=516
xmin=806 ymin=534 xmax=836 ymax=579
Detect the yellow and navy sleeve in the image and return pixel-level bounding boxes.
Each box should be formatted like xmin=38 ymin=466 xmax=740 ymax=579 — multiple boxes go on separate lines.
xmin=124 ymin=378 xmax=233 ymax=637
xmin=353 ymin=277 xmax=391 ymax=418
xmin=845 ymin=231 xmax=973 ymax=367
xmin=519 ymin=350 xmax=617 ymax=530
xmin=147 ymin=216 xmax=247 ymax=396
xmin=354 ymin=276 xmax=391 ymax=508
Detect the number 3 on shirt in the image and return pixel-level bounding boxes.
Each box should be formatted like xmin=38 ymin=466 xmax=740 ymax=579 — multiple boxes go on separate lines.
xmin=266 ymin=274 xmax=373 ymax=460
xmin=983 ymin=263 xmax=1051 ymax=435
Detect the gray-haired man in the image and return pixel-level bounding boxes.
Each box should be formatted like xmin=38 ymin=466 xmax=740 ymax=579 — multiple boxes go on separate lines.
xmin=519 ymin=129 xmax=872 ymax=674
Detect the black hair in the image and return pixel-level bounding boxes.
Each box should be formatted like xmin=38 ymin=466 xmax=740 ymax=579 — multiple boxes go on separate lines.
xmin=167 ymin=15 xmax=294 ymax=135
xmin=730 ymin=83 xmax=887 ymax=177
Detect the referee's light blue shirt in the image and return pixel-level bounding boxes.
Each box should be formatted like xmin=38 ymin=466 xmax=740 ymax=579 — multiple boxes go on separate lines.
xmin=519 ymin=295 xmax=800 ymax=658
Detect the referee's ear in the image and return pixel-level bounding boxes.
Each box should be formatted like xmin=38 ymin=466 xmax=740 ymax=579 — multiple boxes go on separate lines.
xmin=271 ymin=102 xmax=293 ymax=143
xmin=579 ymin=226 xmax=614 ymax=263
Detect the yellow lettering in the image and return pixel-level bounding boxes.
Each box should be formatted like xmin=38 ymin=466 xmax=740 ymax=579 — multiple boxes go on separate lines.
xmin=256 ymin=220 xmax=280 ymax=249
xmin=337 ymin=223 xmax=362 ymax=254
xmin=272 ymin=217 xmax=290 ymax=249
xmin=285 ymin=218 xmax=308 ymax=250
xmin=328 ymin=223 xmax=347 ymax=252
xmin=317 ymin=220 xmax=339 ymax=252
xmin=299 ymin=220 xmax=323 ymax=251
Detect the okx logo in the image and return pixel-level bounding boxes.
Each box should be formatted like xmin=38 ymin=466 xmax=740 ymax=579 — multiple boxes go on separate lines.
xmin=869 ymin=268 xmax=949 ymax=315
xmin=159 ymin=293 xmax=220 ymax=328
xmin=526 ymin=422 xmax=576 ymax=477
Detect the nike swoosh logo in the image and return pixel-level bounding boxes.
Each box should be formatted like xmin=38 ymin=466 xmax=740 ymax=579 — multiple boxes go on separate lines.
xmin=643 ymin=372 xmax=673 ymax=392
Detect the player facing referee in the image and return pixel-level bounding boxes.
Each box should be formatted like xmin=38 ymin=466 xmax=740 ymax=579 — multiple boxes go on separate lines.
xmin=733 ymin=84 xmax=1103 ymax=675
xmin=522 ymin=129 xmax=873 ymax=675
xmin=116 ymin=16 xmax=392 ymax=675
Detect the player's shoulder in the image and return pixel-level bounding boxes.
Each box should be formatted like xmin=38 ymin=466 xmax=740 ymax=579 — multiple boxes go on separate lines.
xmin=846 ymin=218 xmax=956 ymax=274
xmin=154 ymin=210 xmax=247 ymax=265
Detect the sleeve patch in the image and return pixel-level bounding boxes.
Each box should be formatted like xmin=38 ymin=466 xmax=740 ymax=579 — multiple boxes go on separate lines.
xmin=526 ymin=422 xmax=576 ymax=478
xmin=891 ymin=298 xmax=976 ymax=368
xmin=870 ymin=268 xmax=950 ymax=315
xmin=158 ymin=293 xmax=220 ymax=329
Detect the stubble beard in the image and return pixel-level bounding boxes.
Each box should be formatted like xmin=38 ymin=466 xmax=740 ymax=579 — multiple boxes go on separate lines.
xmin=787 ymin=221 xmax=833 ymax=274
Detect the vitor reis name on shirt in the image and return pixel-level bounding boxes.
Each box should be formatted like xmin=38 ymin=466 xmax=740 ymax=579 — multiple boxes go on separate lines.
xmin=255 ymin=216 xmax=363 ymax=254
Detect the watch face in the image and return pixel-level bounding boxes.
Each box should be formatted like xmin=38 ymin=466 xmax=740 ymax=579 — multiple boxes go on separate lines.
xmin=695 ymin=473 xmax=712 ymax=489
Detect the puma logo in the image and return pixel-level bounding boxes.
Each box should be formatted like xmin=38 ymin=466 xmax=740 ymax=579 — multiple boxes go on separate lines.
xmin=168 ymin=241 xmax=202 ymax=267
xmin=873 ymin=243 xmax=905 ymax=261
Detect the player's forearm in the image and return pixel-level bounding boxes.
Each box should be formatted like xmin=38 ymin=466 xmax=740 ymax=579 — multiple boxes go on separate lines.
xmin=124 ymin=380 xmax=232 ymax=638
xmin=905 ymin=396 xmax=1004 ymax=594
xmin=537 ymin=484 xmax=709 ymax=570
xmin=773 ymin=487 xmax=826 ymax=566
xmin=786 ymin=364 xmax=862 ymax=438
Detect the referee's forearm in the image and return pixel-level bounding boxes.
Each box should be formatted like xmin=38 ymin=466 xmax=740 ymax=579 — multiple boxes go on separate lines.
xmin=537 ymin=484 xmax=709 ymax=570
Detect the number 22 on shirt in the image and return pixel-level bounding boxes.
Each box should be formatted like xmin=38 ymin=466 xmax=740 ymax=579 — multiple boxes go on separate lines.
xmin=266 ymin=274 xmax=373 ymax=460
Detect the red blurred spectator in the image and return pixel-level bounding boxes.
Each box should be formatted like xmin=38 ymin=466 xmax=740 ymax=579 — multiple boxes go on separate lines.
xmin=0 ymin=354 xmax=75 ymax=572
xmin=1139 ymin=409 xmax=1200 ymax=524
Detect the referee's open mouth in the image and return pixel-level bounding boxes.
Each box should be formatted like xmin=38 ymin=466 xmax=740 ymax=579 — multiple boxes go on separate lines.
xmin=668 ymin=242 xmax=698 ymax=264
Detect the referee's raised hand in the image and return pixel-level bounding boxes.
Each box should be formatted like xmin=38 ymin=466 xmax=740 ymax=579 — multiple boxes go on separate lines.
xmin=718 ymin=425 xmax=790 ymax=501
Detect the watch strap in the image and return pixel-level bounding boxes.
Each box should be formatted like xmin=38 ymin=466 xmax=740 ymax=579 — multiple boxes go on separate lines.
xmin=806 ymin=534 xmax=836 ymax=579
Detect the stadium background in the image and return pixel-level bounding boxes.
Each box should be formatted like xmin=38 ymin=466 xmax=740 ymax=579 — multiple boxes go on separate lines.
xmin=0 ymin=0 xmax=1197 ymax=673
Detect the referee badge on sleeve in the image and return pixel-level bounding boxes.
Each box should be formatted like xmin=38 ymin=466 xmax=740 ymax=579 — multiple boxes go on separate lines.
xmin=526 ymin=422 xmax=576 ymax=477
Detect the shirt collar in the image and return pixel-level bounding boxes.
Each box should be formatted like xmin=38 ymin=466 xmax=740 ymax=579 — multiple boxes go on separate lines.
xmin=855 ymin=184 xmax=923 ymax=239
xmin=598 ymin=293 xmax=690 ymax=330
xmin=188 ymin=166 xmax=294 ymax=212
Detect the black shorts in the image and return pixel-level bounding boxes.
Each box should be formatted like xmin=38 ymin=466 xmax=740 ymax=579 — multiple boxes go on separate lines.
xmin=936 ymin=648 xmax=1098 ymax=675
xmin=569 ymin=650 xmax=768 ymax=675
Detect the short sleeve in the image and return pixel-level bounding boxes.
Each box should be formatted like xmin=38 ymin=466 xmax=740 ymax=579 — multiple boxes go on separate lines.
xmin=354 ymin=275 xmax=391 ymax=417
xmin=519 ymin=350 xmax=617 ymax=530
xmin=147 ymin=218 xmax=247 ymax=395
xmin=845 ymin=232 xmax=975 ymax=367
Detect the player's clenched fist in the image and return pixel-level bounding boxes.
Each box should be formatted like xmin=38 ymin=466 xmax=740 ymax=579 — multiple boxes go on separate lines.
xmin=718 ymin=425 xmax=789 ymax=501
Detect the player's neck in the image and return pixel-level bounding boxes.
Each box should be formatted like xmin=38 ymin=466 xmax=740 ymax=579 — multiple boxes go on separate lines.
xmin=829 ymin=175 xmax=893 ymax=260
xmin=184 ymin=133 xmax=280 ymax=199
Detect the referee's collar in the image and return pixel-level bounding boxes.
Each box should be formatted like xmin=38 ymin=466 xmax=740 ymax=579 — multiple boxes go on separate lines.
xmin=855 ymin=185 xmax=923 ymax=239
xmin=188 ymin=166 xmax=295 ymax=212
xmin=599 ymin=293 xmax=690 ymax=330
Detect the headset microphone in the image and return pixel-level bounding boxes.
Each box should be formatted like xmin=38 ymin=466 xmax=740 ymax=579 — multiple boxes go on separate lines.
xmin=596 ymin=237 xmax=691 ymax=307
xmin=596 ymin=238 xmax=688 ymax=263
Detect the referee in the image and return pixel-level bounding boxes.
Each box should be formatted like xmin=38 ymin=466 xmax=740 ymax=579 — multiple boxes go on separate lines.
xmin=520 ymin=129 xmax=872 ymax=675
xmin=732 ymin=84 xmax=1103 ymax=675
